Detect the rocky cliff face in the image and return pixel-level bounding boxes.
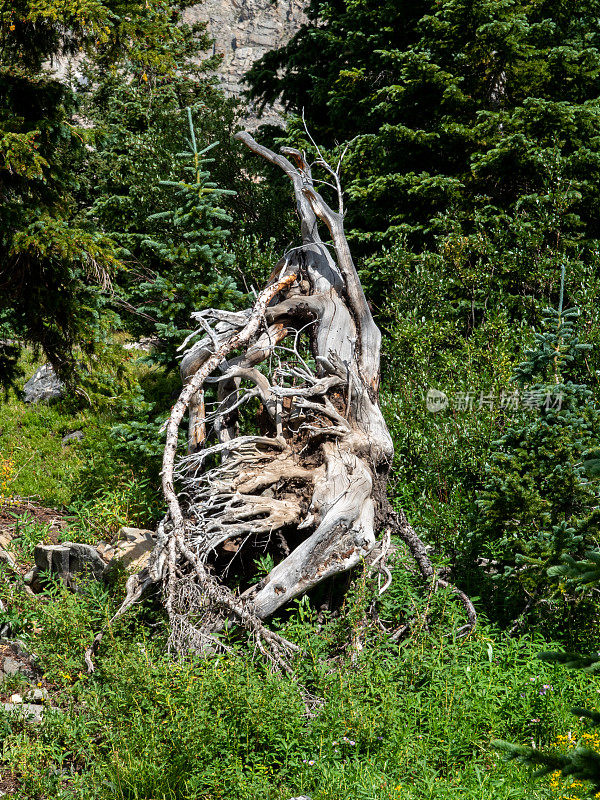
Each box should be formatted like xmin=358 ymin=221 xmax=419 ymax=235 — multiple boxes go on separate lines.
xmin=184 ymin=0 xmax=307 ymax=125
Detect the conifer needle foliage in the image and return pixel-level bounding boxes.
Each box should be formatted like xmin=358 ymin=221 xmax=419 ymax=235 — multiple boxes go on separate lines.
xmin=476 ymin=264 xmax=600 ymax=622
xmin=247 ymin=0 xmax=600 ymax=249
xmin=135 ymin=107 xmax=241 ymax=370
xmin=0 ymin=0 xmax=215 ymax=386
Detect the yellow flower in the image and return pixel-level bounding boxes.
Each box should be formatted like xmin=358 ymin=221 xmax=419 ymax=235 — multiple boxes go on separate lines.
xmin=9 ymin=24 xmax=15 ymax=30
xmin=142 ymin=72 xmax=148 ymax=82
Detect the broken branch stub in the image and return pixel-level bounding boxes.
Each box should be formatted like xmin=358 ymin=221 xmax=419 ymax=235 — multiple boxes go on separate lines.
xmin=86 ymin=132 xmax=474 ymax=671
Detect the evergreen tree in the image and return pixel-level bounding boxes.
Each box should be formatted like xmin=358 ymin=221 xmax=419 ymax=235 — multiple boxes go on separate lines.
xmin=0 ymin=0 xmax=214 ymax=387
xmin=246 ymin=0 xmax=600 ymax=250
xmin=80 ymin=10 xmax=292 ymax=351
xmin=135 ymin=107 xmax=242 ymax=370
xmin=0 ymin=0 xmax=119 ymax=385
xmin=474 ymin=264 xmax=600 ymax=623
xmin=109 ymin=109 xmax=243 ymax=459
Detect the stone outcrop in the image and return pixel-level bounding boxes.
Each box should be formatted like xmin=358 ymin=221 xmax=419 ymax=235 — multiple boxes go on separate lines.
xmin=185 ymin=0 xmax=307 ymax=125
xmin=31 ymin=527 xmax=156 ymax=589
xmin=51 ymin=1 xmax=307 ymax=125
xmin=34 ymin=542 xmax=107 ymax=583
xmin=22 ymin=364 xmax=64 ymax=404
xmin=1 ymin=641 xmax=56 ymax=725
xmin=98 ymin=526 xmax=156 ymax=573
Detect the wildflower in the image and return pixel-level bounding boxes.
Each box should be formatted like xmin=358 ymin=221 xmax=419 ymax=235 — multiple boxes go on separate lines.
xmin=308 ymin=760 xmax=315 ymax=766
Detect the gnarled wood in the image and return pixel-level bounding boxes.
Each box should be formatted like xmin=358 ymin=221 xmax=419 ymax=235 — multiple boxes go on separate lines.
xmin=86 ymin=132 xmax=475 ymax=671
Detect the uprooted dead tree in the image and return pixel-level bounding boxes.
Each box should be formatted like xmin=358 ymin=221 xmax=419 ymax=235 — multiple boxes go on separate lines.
xmin=85 ymin=133 xmax=476 ymax=672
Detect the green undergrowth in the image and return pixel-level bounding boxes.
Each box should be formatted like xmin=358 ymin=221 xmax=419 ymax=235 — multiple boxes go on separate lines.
xmin=0 ymin=322 xmax=598 ymax=799
xmin=0 ymin=349 xmax=164 ymax=530
xmin=0 ymin=567 xmax=597 ymax=800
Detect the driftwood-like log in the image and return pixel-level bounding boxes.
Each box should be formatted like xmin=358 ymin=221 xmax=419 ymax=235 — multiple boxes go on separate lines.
xmin=86 ymin=133 xmax=475 ymax=671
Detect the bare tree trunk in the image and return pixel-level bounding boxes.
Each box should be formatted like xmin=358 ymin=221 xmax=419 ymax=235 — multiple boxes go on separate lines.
xmin=86 ymin=133 xmax=474 ymax=671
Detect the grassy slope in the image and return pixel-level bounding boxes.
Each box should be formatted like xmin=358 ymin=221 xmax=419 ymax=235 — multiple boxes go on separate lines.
xmin=0 ymin=353 xmax=89 ymax=507
xmin=0 ymin=361 xmax=598 ymax=799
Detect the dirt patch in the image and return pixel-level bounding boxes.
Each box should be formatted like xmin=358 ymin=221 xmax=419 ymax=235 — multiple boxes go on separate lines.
xmin=0 ymin=771 xmax=19 ymax=794
xmin=0 ymin=641 xmax=56 ymax=703
xmin=0 ymin=500 xmax=70 ymax=545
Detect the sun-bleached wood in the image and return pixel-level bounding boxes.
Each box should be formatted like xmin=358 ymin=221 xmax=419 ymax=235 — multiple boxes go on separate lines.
xmin=85 ymin=133 xmax=474 ymax=671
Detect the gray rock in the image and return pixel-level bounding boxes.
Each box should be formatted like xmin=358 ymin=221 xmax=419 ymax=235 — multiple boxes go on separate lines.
xmin=2 ymin=657 xmax=22 ymax=677
xmin=26 ymin=687 xmax=48 ymax=702
xmin=2 ymin=702 xmax=45 ymax=723
xmin=114 ymin=527 xmax=156 ymax=570
xmin=1 ymin=651 xmax=36 ymax=681
xmin=185 ymin=0 xmax=307 ymax=127
xmin=0 ymin=638 xmax=31 ymax=658
xmin=23 ymin=567 xmax=40 ymax=588
xmin=34 ymin=544 xmax=70 ymax=576
xmin=61 ymin=430 xmax=83 ymax=445
xmin=123 ymin=337 xmax=158 ymax=352
xmin=102 ymin=526 xmax=156 ymax=573
xmin=34 ymin=541 xmax=107 ymax=582
xmin=23 ymin=364 xmax=64 ymax=404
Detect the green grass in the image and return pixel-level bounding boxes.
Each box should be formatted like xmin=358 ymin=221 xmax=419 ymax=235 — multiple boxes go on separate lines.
xmin=0 ymin=369 xmax=89 ymax=508
xmin=0 ymin=350 xmax=162 ymax=528
xmin=0 ymin=351 xmax=598 ymax=800
xmin=1 ymin=575 xmax=597 ymax=800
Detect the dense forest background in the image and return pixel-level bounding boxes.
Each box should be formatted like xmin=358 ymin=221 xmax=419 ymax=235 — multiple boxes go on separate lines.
xmin=2 ymin=0 xmax=600 ymax=797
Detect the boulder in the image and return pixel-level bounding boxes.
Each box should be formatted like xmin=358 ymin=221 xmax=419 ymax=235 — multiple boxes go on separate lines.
xmin=1 ymin=657 xmax=36 ymax=682
xmin=31 ymin=528 xmax=157 ymax=590
xmin=61 ymin=430 xmax=83 ymax=445
xmin=102 ymin=526 xmax=156 ymax=572
xmin=34 ymin=542 xmax=107 ymax=582
xmin=2 ymin=702 xmax=45 ymax=723
xmin=0 ymin=640 xmax=38 ymax=682
xmin=26 ymin=687 xmax=48 ymax=702
xmin=0 ymin=639 xmax=32 ymax=658
xmin=23 ymin=364 xmax=64 ymax=404
xmin=123 ymin=337 xmax=158 ymax=352
xmin=2 ymin=658 xmax=23 ymax=677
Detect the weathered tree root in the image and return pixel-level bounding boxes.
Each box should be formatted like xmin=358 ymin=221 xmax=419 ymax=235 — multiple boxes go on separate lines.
xmin=85 ymin=132 xmax=475 ymax=672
